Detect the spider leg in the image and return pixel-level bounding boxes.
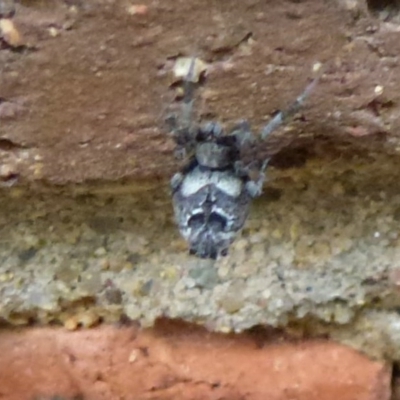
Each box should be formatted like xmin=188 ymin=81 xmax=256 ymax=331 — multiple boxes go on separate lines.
xmin=200 ymin=121 xmax=223 ymax=139
xmin=165 ymin=114 xmax=192 ymax=159
xmin=260 ymin=67 xmax=323 ymax=140
xmin=181 ymin=56 xmax=197 ymax=131
xmin=234 ymin=160 xmax=249 ymax=178
xmin=243 ymin=158 xmax=269 ymax=198
xmin=165 ymin=113 xmax=178 ymax=132
xmin=234 ymin=157 xmax=269 ymax=198
xmin=230 ymin=119 xmax=255 ymax=147
xmin=170 ymin=172 xmax=184 ymax=191
xmin=165 ymin=57 xmax=199 ymax=158
xmin=231 ymin=120 xmax=265 ymax=196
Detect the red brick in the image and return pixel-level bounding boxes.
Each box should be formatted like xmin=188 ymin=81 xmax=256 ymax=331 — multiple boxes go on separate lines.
xmin=0 ymin=321 xmax=391 ymax=400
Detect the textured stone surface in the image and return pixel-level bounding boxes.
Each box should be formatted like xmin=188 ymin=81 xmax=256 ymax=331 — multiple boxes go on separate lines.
xmin=0 ymin=323 xmax=392 ymax=400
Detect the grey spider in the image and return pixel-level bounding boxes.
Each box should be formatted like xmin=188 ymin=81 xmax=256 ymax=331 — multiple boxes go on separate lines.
xmin=166 ymin=58 xmax=322 ymax=259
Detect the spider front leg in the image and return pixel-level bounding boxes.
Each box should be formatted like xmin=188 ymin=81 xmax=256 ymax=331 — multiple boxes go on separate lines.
xmin=200 ymin=122 xmax=223 ymax=138
xmin=199 ymin=121 xmax=223 ymax=140
xmin=166 ymin=57 xmax=199 ymax=159
xmin=165 ymin=115 xmax=192 ymax=159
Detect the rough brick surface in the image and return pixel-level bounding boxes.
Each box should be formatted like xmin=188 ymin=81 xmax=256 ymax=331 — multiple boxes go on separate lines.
xmin=1 ymin=0 xmax=396 ymax=183
xmin=0 ymin=321 xmax=391 ymax=400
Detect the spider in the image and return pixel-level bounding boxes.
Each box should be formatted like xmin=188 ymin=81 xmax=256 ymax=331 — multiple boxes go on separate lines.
xmin=166 ymin=57 xmax=322 ymax=259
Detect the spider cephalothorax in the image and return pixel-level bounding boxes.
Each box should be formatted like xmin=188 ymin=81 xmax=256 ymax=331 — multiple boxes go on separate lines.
xmin=167 ymin=57 xmax=321 ymax=259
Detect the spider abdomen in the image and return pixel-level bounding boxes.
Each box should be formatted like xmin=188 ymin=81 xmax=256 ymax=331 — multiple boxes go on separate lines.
xmin=180 ymin=167 xmax=244 ymax=198
xmin=172 ymin=167 xmax=251 ymax=259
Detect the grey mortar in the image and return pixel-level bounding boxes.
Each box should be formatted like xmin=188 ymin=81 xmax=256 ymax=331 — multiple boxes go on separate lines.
xmin=2 ymin=150 xmax=400 ymax=360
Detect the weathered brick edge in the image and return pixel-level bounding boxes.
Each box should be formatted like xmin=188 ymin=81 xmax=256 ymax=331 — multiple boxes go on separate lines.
xmin=0 ymin=322 xmax=392 ymax=400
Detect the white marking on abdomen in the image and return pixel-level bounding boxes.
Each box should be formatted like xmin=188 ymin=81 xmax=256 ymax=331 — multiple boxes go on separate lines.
xmin=181 ymin=167 xmax=243 ymax=198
